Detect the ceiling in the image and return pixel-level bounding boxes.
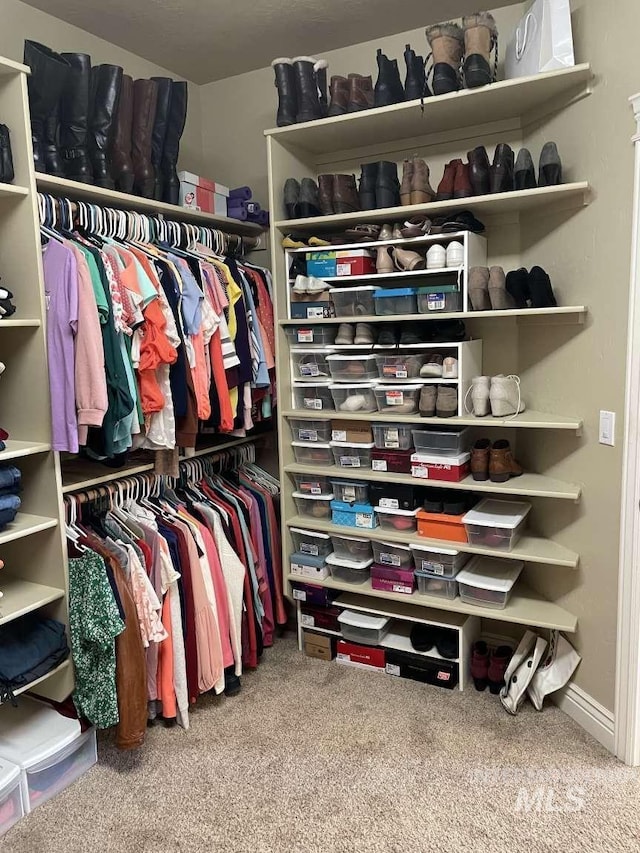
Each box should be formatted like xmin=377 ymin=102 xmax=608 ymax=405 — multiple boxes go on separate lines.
xmin=22 ymin=0 xmax=516 ymax=84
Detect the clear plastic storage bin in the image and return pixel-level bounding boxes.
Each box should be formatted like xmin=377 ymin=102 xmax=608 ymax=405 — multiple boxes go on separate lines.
xmin=330 ymin=479 xmax=369 ymax=504
xmin=329 ymin=382 xmax=377 ymax=414
xmin=417 ymin=285 xmax=463 ymax=313
xmin=331 ymin=285 xmax=379 ymax=317
xmin=372 ymin=423 xmax=414 ymax=450
xmin=371 ymin=540 xmax=414 ymax=569
xmin=415 ymin=570 xmax=459 ymax=599
xmin=326 ymin=553 xmax=373 ymax=584
xmin=0 ymin=758 xmax=24 ymax=838
xmin=338 ymin=610 xmax=390 ymax=645
xmin=292 ymin=474 xmax=331 ymax=495
xmin=331 ymin=440 xmax=375 ymax=469
xmin=411 ymin=428 xmax=471 ymax=455
xmin=293 ymin=381 xmax=334 ymax=412
xmin=291 ymin=348 xmax=332 ymax=380
xmin=327 ymin=353 xmax=378 ymax=382
xmin=292 ymin=441 xmax=333 ymax=466
xmin=374 ymin=384 xmax=423 ymax=414
xmin=330 ymin=533 xmax=374 ymax=561
xmin=292 ymin=490 xmax=334 ymax=519
xmin=462 ymin=498 xmax=532 ymax=552
xmin=375 ymin=352 xmax=426 ymax=381
xmin=410 ymin=544 xmax=470 ymax=577
xmin=286 ymin=325 xmax=337 ymax=346
xmin=289 ymin=418 xmax=332 ymax=443
xmin=375 ymin=506 xmax=419 ymax=533
xmin=290 ymin=527 xmax=334 ymax=558
xmin=456 ymin=556 xmax=524 ymax=609
xmin=373 ymin=287 xmax=418 ymax=316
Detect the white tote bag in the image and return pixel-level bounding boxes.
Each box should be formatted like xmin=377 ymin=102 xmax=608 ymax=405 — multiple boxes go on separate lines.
xmin=505 ymin=0 xmax=575 ymax=80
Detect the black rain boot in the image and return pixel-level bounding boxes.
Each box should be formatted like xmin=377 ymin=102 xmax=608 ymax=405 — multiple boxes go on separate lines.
xmin=314 ymin=59 xmax=329 ymax=118
xmin=293 ymin=57 xmax=323 ymax=123
xmin=161 ymin=81 xmax=188 ymax=205
xmin=60 ymin=53 xmax=93 ymax=184
xmin=374 ymin=49 xmax=404 ymax=107
xmin=150 ymin=77 xmax=172 ymax=200
xmin=404 ymin=44 xmax=430 ymax=100
xmin=89 ymin=64 xmax=123 ymax=189
xmin=359 ymin=162 xmax=378 ymax=210
xmin=514 ymin=148 xmax=536 ymax=191
xmin=375 ymin=160 xmax=400 ymax=209
xmin=271 ymin=58 xmax=298 ymax=127
xmin=23 ymin=40 xmax=70 ymax=174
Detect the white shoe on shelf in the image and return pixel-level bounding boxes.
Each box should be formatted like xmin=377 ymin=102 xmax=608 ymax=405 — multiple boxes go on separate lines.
xmin=490 ymin=374 xmax=525 ymax=417
xmin=292 ymin=275 xmax=309 ymax=293
xmin=465 ymin=376 xmax=491 ymax=416
xmin=442 ymin=357 xmax=458 ymax=379
xmin=306 ymin=275 xmax=329 ymax=294
xmin=445 ymin=241 xmax=464 ymax=268
xmin=426 ymin=244 xmax=446 ymax=270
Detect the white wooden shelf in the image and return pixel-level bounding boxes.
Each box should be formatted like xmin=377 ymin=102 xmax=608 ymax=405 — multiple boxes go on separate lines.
xmin=276 ymin=184 xmax=591 ymax=232
xmin=279 ymin=306 xmax=588 ymax=326
xmin=36 ymin=174 xmax=265 ymax=237
xmin=3 ymin=660 xmax=72 ymax=706
xmin=0 ymin=514 xmax=59 ymax=546
xmin=282 ymin=409 xmax=583 ymax=432
xmin=286 ymin=230 xmax=473 ymax=254
xmin=0 ymin=319 xmax=42 ymax=328
xmin=266 ymin=65 xmax=591 ymax=154
xmin=285 ymin=463 xmax=582 ymax=501
xmin=286 ymin=516 xmax=579 ymax=568
xmin=380 ymin=627 xmax=458 ymax=662
xmin=0 ymin=577 xmax=65 ymax=626
xmin=292 ymin=267 xmax=462 ymax=285
xmin=0 ymin=440 xmax=51 ymax=461
xmin=0 ymin=183 xmax=29 ymax=199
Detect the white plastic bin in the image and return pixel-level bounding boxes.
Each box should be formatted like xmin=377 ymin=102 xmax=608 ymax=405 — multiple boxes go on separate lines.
xmin=338 ymin=610 xmax=390 ymax=645
xmin=456 ymin=556 xmax=524 ymax=609
xmin=291 ymin=348 xmax=332 ymax=380
xmin=290 ymin=527 xmax=333 ymax=558
xmin=292 ymin=441 xmax=333 ymax=466
xmin=292 ymin=381 xmax=335 ymax=412
xmin=415 ymin=570 xmax=459 ymax=599
xmin=0 ymin=758 xmax=24 ymax=837
xmin=374 ymin=384 xmax=423 ymax=414
xmin=289 ymin=418 xmax=332 ymax=443
xmin=462 ymin=498 xmax=532 ymax=552
xmin=330 ymin=533 xmax=374 ymax=561
xmin=326 ymin=553 xmax=373 ymax=584
xmin=329 ymin=382 xmax=377 ymax=414
xmin=375 ymin=506 xmax=419 ymax=533
xmin=331 ymin=286 xmax=379 ymax=317
xmin=410 ymin=544 xmax=470 ymax=577
xmin=375 ymin=352 xmax=426 ymax=381
xmin=330 ymin=440 xmax=375 ymax=469
xmin=330 ymin=479 xmax=369 ymax=504
xmin=292 ymin=491 xmax=334 ymax=519
xmin=372 ymin=423 xmax=414 ymax=450
xmin=371 ymin=540 xmax=414 ymax=569
xmin=285 ymin=325 xmax=337 ymax=347
xmin=411 ymin=428 xmax=471 ymax=455
xmin=292 ymin=473 xmax=331 ymax=495
xmin=327 ymin=353 xmax=378 ymax=382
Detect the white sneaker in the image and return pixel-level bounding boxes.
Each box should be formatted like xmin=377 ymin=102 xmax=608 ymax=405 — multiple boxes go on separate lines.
xmin=426 ymin=244 xmax=446 ymax=270
xmin=490 ymin=374 xmax=525 ymax=417
xmin=442 ymin=357 xmax=458 ymax=379
xmin=306 ymin=275 xmax=329 ymax=294
xmin=465 ymin=376 xmax=490 ymax=416
xmin=527 ymin=632 xmax=581 ymax=711
xmin=292 ymin=275 xmax=308 ymax=293
xmin=445 ymin=241 xmax=464 ymax=267
xmin=500 ymin=631 xmax=546 ymax=716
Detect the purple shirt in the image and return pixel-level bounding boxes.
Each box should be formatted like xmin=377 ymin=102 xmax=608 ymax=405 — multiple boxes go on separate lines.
xmin=42 ymin=239 xmax=79 ymax=452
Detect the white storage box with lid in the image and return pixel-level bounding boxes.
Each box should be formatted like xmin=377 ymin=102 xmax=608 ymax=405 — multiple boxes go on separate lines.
xmin=330 ymin=285 xmax=379 ymax=317
xmin=329 ymin=479 xmax=369 ymax=504
xmin=375 ymin=352 xmax=426 ymax=381
xmin=292 ymin=441 xmax=333 ymax=466
xmin=374 ymin=383 xmax=423 ymax=414
xmin=292 ymin=490 xmax=333 ymax=519
xmin=411 ymin=428 xmax=471 ymax=455
xmin=329 ymin=382 xmax=377 ymax=413
xmin=371 ymin=540 xmax=414 ymax=569
xmin=330 ymin=533 xmax=373 ymax=561
xmin=288 ymin=417 xmax=332 ymax=443
xmin=326 ymin=353 xmax=378 ymax=382
xmin=338 ymin=610 xmax=390 ymax=646
xmin=330 ymin=440 xmax=375 ymax=469
xmin=375 ymin=505 xmax=419 ymax=533
xmin=456 ymin=556 xmax=525 ymax=609
xmin=414 ymin=570 xmax=459 ymax=599
xmin=291 ymin=348 xmax=331 ymax=380
xmin=372 ymin=423 xmax=414 ymax=450
xmin=410 ymin=544 xmax=470 ymax=577
xmin=290 ymin=527 xmax=333 ymax=558
xmin=0 ymin=697 xmax=97 ymax=813
xmin=326 ymin=553 xmax=373 ymax=584
xmin=462 ymin=498 xmax=532 ymax=552
xmin=285 ymin=325 xmax=337 ymax=347
xmin=292 ymin=380 xmax=334 ymax=412
xmin=0 ymin=757 xmax=25 ymax=837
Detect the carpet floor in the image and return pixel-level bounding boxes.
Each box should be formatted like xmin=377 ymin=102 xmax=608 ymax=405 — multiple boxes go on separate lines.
xmin=4 ymin=636 xmax=640 ymax=853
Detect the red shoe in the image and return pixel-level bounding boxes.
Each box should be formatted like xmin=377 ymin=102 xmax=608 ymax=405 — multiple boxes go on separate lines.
xmin=453 ymin=160 xmax=473 ymax=199
xmin=436 ymin=159 xmax=461 ymax=201
xmin=471 ymin=640 xmax=490 ymax=691
xmin=488 ymin=645 xmax=513 ymax=694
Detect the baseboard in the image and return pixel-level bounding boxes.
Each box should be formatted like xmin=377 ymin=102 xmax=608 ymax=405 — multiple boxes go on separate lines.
xmin=553 ymin=683 xmax=615 ymax=754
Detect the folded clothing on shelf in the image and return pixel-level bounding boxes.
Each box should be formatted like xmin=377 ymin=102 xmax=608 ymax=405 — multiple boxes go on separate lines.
xmin=0 ymin=466 xmax=21 ymax=528
xmin=0 ymin=615 xmax=70 ymax=703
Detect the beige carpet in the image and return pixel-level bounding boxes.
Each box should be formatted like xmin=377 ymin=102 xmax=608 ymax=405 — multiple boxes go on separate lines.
xmin=4 ymin=636 xmax=640 ymax=853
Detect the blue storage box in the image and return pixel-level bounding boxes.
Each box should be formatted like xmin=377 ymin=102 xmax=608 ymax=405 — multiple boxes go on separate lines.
xmin=373 ymin=287 xmax=418 ymax=316
xmin=289 ymin=551 xmax=330 ymax=581
xmin=306 ymin=251 xmax=336 ymax=278
xmin=331 ymin=499 xmax=377 ymax=530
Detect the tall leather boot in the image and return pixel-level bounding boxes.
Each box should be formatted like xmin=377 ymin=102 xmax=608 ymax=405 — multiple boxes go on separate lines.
xmin=111 ymin=74 xmax=134 ymax=194
xmin=293 ymin=57 xmax=322 ymax=123
xmin=131 ymin=79 xmax=157 ymax=199
xmin=150 ymin=77 xmax=172 ymax=200
xmin=161 ymin=81 xmax=188 ymax=205
xmin=89 ymin=64 xmax=123 ymax=189
xmin=23 ymin=41 xmax=70 ymax=174
xmin=333 ymin=174 xmax=360 ymax=214
xmin=44 ymin=106 xmax=65 ymax=178
xmin=374 ymin=49 xmax=404 ymax=107
xmin=314 ymin=60 xmax=328 ymax=118
xmin=425 ymin=23 xmax=464 ymax=96
xmin=359 ymin=162 xmax=378 ymax=210
xmin=404 ymin=44 xmax=430 ymax=100
xmin=318 ymin=174 xmax=335 ymax=215
xmin=271 ymin=59 xmax=297 ymax=127
xmin=60 ymin=53 xmax=93 ymax=184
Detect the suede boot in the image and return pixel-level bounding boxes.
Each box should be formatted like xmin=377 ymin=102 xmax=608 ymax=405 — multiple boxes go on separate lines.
xmin=467 ymin=145 xmax=490 ymax=196
xmin=59 ymin=53 xmax=93 ymax=183
xmin=110 ymin=74 xmax=134 ymax=194
xmin=506 ymin=268 xmax=530 ymax=308
xmin=468 ymin=266 xmax=491 ymax=311
xmin=436 ymin=386 xmax=458 ymax=418
xmin=132 ymin=79 xmax=157 ymax=199
xmin=471 ymin=438 xmax=490 ymax=481
xmin=374 ymin=49 xmax=404 ymax=107
xmin=419 ymin=385 xmax=437 ymax=418
xmin=299 ymin=178 xmax=322 ymax=217
xmin=328 ymin=76 xmax=349 ymax=116
xmin=538 ymin=141 xmax=562 ymax=186
xmin=436 ymin=160 xmax=458 ymax=201
xmin=488 ymin=266 xmax=515 ymax=310
xmin=376 ymin=161 xmax=400 ymax=209
xmin=489 ymin=440 xmax=523 ymax=483
xmin=528 ymin=266 xmax=557 ymax=308
xmin=150 ymin=77 xmax=172 ymax=200
xmin=348 ymin=74 xmax=374 ymax=112
xmin=314 ymin=60 xmax=329 ymax=117
xmin=89 ymin=64 xmax=123 ymax=190
xmin=359 ymin=162 xmax=378 ymax=210
xmin=490 ymin=375 xmax=525 ymax=417
xmin=272 ymin=58 xmax=297 ymax=127
xmin=425 ymin=23 xmax=464 ymax=96
xmin=468 ymin=376 xmax=491 ymax=417
xmin=318 ymin=174 xmax=335 ymax=215
xmin=400 ymin=159 xmax=414 ymax=205
xmin=410 ymin=157 xmax=435 ymax=205
xmin=453 ymin=161 xmax=473 ymax=198
xmin=334 ymin=174 xmax=360 ymax=214
xmin=161 ymin=80 xmax=187 ymax=205
xmin=404 ymin=44 xmax=429 ymax=100
xmin=24 ymin=41 xmax=70 ymax=175
xmin=462 ymin=12 xmax=498 ymax=89
xmin=514 ymin=148 xmax=536 ymax=191
xmin=490 ymin=143 xmax=514 ymax=194
xmin=293 ymin=57 xmax=323 ymax=123
xmin=283 ymin=178 xmax=300 ymax=219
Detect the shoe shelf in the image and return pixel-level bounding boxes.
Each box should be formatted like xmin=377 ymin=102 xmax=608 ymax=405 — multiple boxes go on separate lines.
xmin=284 ymin=463 xmax=582 ymax=501
xmin=0 ymin=661 xmax=72 ymax=707
xmin=286 ymin=516 xmax=579 ymax=569
xmin=275 ymin=183 xmax=591 ymax=233
xmin=281 ymin=409 xmax=584 ymax=432
xmin=0 ymin=319 xmax=42 ymax=328
xmin=0 ymin=513 xmax=59 ymax=547
xmin=265 ymin=64 xmax=591 ymax=156
xmin=280 ymin=306 xmax=588 ymax=327
xmin=0 ymin=183 xmax=29 ymax=199
xmin=297 ymin=267 xmax=463 ymax=285
xmin=0 ymin=440 xmax=51 ymax=462
xmin=0 ymin=576 xmax=65 ymax=626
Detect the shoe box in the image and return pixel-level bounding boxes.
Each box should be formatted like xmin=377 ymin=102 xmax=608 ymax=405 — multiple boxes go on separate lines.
xmin=178 ymin=171 xmax=229 ymax=215
xmin=290 ymin=552 xmax=330 ymax=581
xmin=306 ymin=250 xmax=375 ymax=278
xmin=331 ymin=419 xmax=374 ymax=444
xmin=385 ymin=649 xmax=459 ymax=690
xmin=369 ymin=482 xmax=420 ymax=512
xmin=336 ymin=640 xmax=386 ymax=672
xmin=303 ymin=630 xmax=337 ymax=661
xmin=291 ymin=582 xmax=340 ymax=607
xmin=371 ymin=564 xmax=416 ymax=595
xmin=330 ymin=500 xmax=377 ymax=530
xmin=371 ymin=448 xmax=413 ymax=474
xmin=411 ymin=451 xmax=471 ymax=482
xmin=417 ymin=508 xmax=468 ymax=543
xmin=300 ymin=604 xmax=342 ymax=633
xmin=290 ymin=295 xmax=335 ymax=320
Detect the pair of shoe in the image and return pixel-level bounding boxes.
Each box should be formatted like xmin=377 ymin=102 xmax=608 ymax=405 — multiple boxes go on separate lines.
xmin=428 ymin=241 xmax=463 ymax=269
xmin=282 ymin=234 xmax=330 ymax=249
xmin=469 ymin=266 xmax=514 ymax=311
xmin=506 ymin=267 xmax=557 ymax=309
xmin=410 ymin=624 xmax=458 ymax=659
xmin=400 ymin=158 xmax=436 ymax=206
xmin=422 ymin=490 xmax=470 ymax=515
xmin=419 ymin=385 xmax=458 ymax=418
xmin=0 ymin=288 xmax=16 ymax=318
xmin=426 ymin=13 xmax=498 ymax=95
xmin=374 ymin=45 xmax=430 ymax=108
xmin=319 ymin=174 xmax=361 ymax=215
xmin=284 ymin=178 xmax=322 ymax=219
xmin=376 ymin=320 xmax=466 ymax=346
xmin=328 ymin=74 xmax=374 ymax=116
xmin=466 ymin=375 xmax=525 ymax=418
xmin=471 ymin=439 xmax=523 ymax=482
xmin=291 ymin=275 xmax=329 ymax=295
xmin=436 ymin=160 xmax=473 ymax=201
xmin=471 ymin=641 xmax=513 ymax=694
xmin=420 ymin=354 xmax=458 ymax=379
xmin=514 ymin=143 xmax=563 ymax=189
xmin=335 ymin=323 xmax=375 ymax=345
xmin=376 ymin=245 xmax=426 ymax=273
xmin=468 ymin=142 xmax=562 ymax=196
xmin=271 ymin=56 xmax=328 ymax=126
xmin=359 ymin=161 xmax=400 ymax=210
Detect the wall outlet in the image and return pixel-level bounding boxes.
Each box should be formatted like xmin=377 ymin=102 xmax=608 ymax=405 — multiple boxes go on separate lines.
xmin=599 ymin=411 xmax=616 ymax=446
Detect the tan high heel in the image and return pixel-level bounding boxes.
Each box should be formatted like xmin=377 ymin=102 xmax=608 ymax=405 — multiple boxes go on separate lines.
xmin=393 ymin=246 xmax=426 ymax=271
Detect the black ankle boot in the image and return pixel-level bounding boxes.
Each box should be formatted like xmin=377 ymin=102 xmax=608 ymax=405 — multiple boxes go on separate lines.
xmin=490 ymin=143 xmax=514 ymax=194
xmin=404 ymin=44 xmax=430 ymax=100
xmin=293 ymin=57 xmax=323 ymax=123
xmin=299 ymin=178 xmax=321 ymax=217
xmin=23 ymin=40 xmax=70 ymax=175
xmin=284 ymin=178 xmax=300 ymax=219
xmin=375 ymin=161 xmax=400 ymax=209
xmin=359 ymin=162 xmax=378 ymax=210
xmin=538 ymin=142 xmax=562 ymax=187
xmin=374 ymin=49 xmax=404 ymax=107
xmin=506 ymin=268 xmax=530 ymax=308
xmin=271 ymin=58 xmax=298 ymax=127
xmin=528 ymin=266 xmax=557 ymax=308
xmin=60 ymin=53 xmax=93 ymax=184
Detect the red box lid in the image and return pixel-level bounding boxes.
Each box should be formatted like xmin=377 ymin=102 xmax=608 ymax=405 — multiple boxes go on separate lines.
xmin=337 ymin=640 xmax=386 ymax=668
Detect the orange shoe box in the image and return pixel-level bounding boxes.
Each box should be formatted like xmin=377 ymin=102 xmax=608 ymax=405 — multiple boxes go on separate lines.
xmin=417 ymin=508 xmax=468 ymax=543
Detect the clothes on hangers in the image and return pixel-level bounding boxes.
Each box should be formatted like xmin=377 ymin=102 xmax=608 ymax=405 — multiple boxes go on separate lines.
xmin=64 ymin=449 xmax=284 ymax=749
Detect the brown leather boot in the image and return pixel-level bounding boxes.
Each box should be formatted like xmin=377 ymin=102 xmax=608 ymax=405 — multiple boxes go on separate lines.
xmin=471 ymin=438 xmax=490 ymax=481
xmin=400 ymin=159 xmax=414 ymax=205
xmin=333 ymin=174 xmax=360 ymax=214
xmin=132 ymin=78 xmax=157 ymax=199
xmin=111 ymin=74 xmax=134 ymax=194
xmin=318 ymin=174 xmax=335 ymax=215
xmin=328 ymin=76 xmax=349 ymax=117
xmin=489 ymin=439 xmax=523 ymax=482
xmin=410 ymin=157 xmax=435 ymax=204
xmin=453 ymin=160 xmax=473 ymax=198
xmin=348 ymin=74 xmax=374 ymax=112
xmin=436 ymin=159 xmax=460 ymax=201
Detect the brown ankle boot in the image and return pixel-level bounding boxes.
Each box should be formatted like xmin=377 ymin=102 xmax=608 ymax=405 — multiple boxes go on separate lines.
xmin=453 ymin=160 xmax=473 ymax=199
xmin=132 ymin=78 xmax=157 ymax=199
xmin=425 ymin=23 xmax=464 ymax=95
xmin=328 ymin=76 xmax=349 ymax=116
xmin=333 ymin=174 xmax=360 ymax=214
xmin=318 ymin=174 xmax=335 ymax=215
xmin=436 ymin=159 xmax=460 ymax=201
xmin=410 ymin=157 xmax=435 ymax=204
xmin=489 ymin=439 xmax=523 ymax=482
xmin=463 ymin=12 xmax=498 ymax=89
xmin=400 ymin=159 xmax=414 ymax=205
xmin=471 ymin=438 xmax=490 ymax=481
xmin=111 ymin=74 xmax=134 ymax=194
xmin=348 ymin=74 xmax=374 ymax=112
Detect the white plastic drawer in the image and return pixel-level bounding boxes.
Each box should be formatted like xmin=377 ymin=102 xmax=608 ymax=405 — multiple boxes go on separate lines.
xmin=0 ymin=776 xmax=24 ymax=837
xmin=24 ymin=729 xmax=97 ymax=813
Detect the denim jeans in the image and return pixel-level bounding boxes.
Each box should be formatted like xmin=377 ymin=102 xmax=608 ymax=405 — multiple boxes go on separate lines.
xmin=0 ymin=494 xmax=20 ymax=529
xmin=0 ymin=466 xmax=20 ymax=491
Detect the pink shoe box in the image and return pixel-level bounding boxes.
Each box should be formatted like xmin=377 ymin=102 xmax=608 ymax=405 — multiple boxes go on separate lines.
xmin=370 ymin=564 xmax=416 ymax=596
xmin=411 ymin=451 xmax=471 ymax=482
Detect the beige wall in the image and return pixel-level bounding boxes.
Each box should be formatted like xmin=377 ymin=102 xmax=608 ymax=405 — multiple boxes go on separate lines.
xmin=2 ymin=0 xmax=204 ymax=172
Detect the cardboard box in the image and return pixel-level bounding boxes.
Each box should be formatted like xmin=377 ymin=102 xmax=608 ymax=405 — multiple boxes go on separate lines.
xmin=178 ymin=172 xmax=230 ymax=215
xmin=336 ymin=640 xmax=386 ymax=671
xmin=306 ymin=251 xmax=336 ymax=278
xmin=304 ymin=631 xmax=336 ymax=661
xmin=335 ymin=250 xmax=376 ymax=277
xmin=331 ymin=419 xmax=374 ymax=443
